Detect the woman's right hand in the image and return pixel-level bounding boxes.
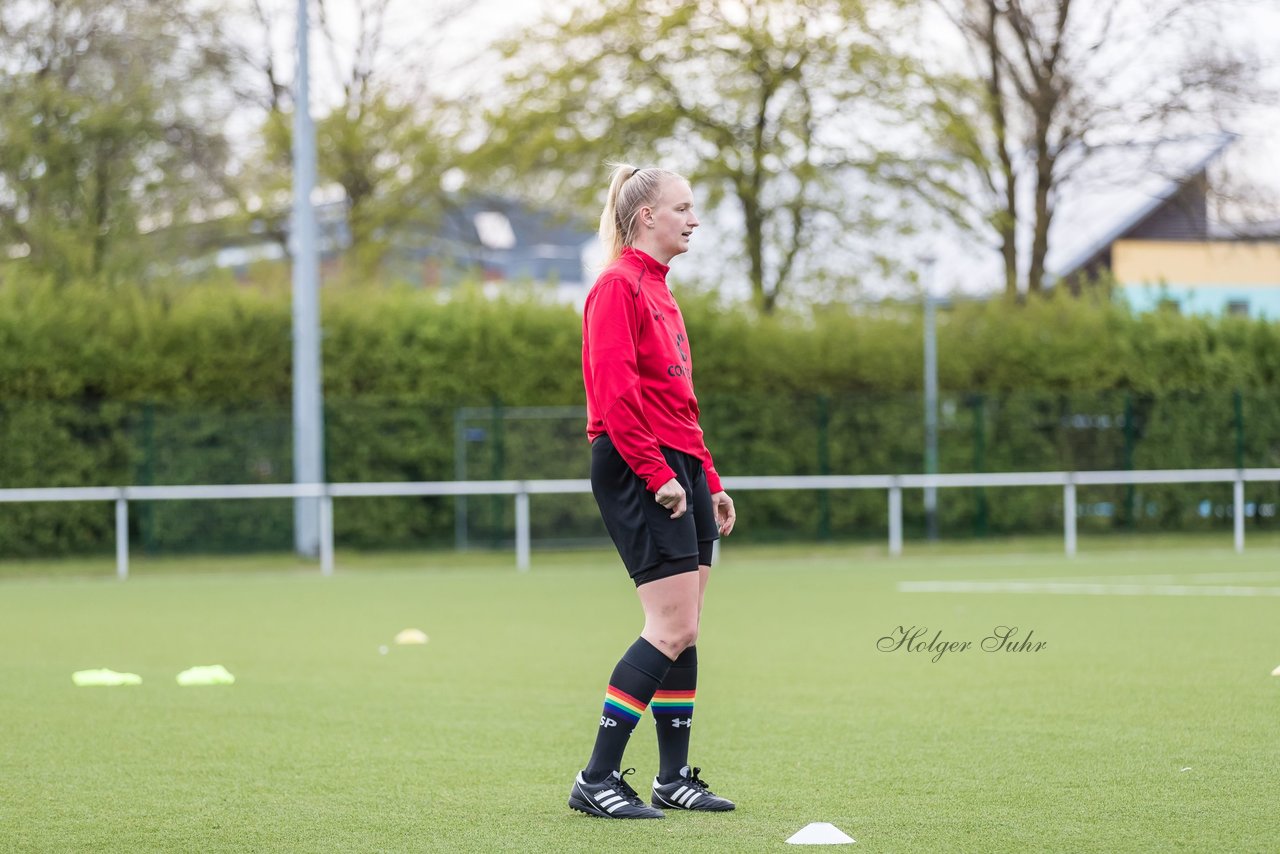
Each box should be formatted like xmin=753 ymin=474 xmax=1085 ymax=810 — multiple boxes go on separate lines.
xmin=655 ymin=478 xmax=687 ymax=518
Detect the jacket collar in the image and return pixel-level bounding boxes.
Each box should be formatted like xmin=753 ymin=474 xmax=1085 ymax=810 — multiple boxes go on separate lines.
xmin=622 ymin=246 xmax=670 ymax=280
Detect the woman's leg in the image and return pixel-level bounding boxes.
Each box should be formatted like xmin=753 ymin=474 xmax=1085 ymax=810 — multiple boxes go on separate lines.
xmin=637 ymin=570 xmax=702 ymax=658
xmin=651 ymin=564 xmax=710 ymax=782
xmin=698 ymin=562 xmax=710 ymax=615
xmin=580 ymin=570 xmax=700 ymax=785
xmin=648 ymin=561 xmax=733 ymax=810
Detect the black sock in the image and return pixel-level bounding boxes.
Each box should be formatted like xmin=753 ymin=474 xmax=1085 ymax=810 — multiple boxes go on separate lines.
xmin=583 ymin=637 xmax=673 ymax=783
xmin=653 ymin=645 xmax=697 ymax=784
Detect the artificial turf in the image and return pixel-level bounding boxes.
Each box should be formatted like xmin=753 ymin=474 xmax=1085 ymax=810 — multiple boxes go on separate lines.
xmin=2 ymin=541 xmax=1278 ymax=852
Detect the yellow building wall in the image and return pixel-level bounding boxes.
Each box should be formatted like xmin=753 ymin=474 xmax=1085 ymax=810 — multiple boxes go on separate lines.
xmin=1112 ymin=240 xmax=1280 ymax=287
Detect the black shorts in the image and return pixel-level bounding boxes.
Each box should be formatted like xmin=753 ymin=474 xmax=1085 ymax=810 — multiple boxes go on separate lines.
xmin=590 ymin=435 xmax=718 ymax=587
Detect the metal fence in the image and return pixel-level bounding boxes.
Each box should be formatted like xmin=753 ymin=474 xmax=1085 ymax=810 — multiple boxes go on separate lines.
xmin=6 ymin=393 xmax=1280 ymax=555
xmin=3 ymin=467 xmax=1279 ymax=579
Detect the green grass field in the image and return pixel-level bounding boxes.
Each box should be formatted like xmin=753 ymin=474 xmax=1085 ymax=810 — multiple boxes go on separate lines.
xmin=3 ymin=539 xmax=1279 ymax=852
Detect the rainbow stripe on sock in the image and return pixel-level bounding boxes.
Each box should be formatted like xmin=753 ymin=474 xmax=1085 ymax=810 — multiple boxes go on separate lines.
xmin=651 ymin=689 xmax=695 ymax=716
xmin=603 ymin=686 xmax=647 ymax=723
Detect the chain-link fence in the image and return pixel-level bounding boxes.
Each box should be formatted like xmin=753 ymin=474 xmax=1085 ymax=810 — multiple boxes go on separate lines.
xmin=2 ymin=390 xmax=1278 ymax=557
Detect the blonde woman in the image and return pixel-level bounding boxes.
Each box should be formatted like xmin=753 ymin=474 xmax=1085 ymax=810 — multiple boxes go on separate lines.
xmin=568 ymin=164 xmax=737 ymax=819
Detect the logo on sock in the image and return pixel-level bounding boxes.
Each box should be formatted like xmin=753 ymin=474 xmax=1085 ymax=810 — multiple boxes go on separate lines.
xmin=671 ymin=718 xmax=693 ymax=728
xmin=599 ymin=717 xmax=617 ymax=728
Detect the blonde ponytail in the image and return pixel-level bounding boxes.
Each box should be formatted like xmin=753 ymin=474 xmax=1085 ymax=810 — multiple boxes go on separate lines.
xmin=598 ymin=162 xmax=686 ymax=263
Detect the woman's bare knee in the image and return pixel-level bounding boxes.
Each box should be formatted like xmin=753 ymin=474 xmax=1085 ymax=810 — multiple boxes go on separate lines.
xmin=637 ymin=571 xmax=701 ymax=658
xmin=644 ymin=622 xmax=698 ymax=657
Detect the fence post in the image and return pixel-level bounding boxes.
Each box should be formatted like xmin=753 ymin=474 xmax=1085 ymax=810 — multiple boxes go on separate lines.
xmin=320 ymin=492 xmax=334 ymax=576
xmin=888 ymin=481 xmax=903 ymax=557
xmin=1064 ymin=477 xmax=1077 ymax=558
xmin=1234 ymin=390 xmax=1244 ymax=470
xmin=972 ymin=394 xmax=987 ymax=538
xmin=491 ymin=399 xmax=505 ymax=548
xmin=515 ymin=488 xmax=531 ymax=572
xmin=1123 ymin=394 xmax=1135 ymax=531
xmin=817 ymin=395 xmax=831 ymax=541
xmin=454 ymin=407 xmax=469 ymax=551
xmin=1234 ymin=472 xmax=1245 ymax=555
xmin=141 ymin=402 xmax=156 ymax=555
xmin=115 ymin=494 xmax=129 ymax=580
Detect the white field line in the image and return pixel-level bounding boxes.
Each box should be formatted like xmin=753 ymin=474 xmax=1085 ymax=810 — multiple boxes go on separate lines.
xmin=898 ymin=580 xmax=1280 ymax=597
xmin=1016 ymin=571 xmax=1280 ymax=585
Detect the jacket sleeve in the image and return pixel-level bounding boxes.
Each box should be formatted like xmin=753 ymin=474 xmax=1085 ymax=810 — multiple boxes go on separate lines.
xmin=697 ymin=446 xmax=723 ymax=495
xmin=585 ymin=279 xmax=677 ymax=492
xmin=685 ymin=394 xmax=723 ymax=494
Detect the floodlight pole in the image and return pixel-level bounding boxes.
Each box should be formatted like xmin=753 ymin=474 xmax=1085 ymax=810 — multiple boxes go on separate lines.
xmin=923 ymin=257 xmax=939 ymax=542
xmin=292 ymin=0 xmax=324 ymax=557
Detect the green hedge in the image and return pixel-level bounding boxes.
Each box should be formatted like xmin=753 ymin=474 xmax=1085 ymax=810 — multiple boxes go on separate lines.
xmin=1 ymin=274 xmax=1279 ymax=556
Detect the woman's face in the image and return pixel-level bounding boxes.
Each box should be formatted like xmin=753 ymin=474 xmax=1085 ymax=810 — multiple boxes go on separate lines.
xmin=642 ymin=178 xmax=699 ymax=262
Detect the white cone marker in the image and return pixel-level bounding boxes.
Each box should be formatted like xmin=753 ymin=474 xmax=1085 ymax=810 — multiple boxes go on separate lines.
xmin=786 ymin=822 xmax=856 ymax=845
xmin=1272 ymin=664 xmax=1280 ymax=676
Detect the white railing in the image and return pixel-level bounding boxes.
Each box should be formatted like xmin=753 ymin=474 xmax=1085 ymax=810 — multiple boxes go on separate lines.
xmin=3 ymin=468 xmax=1279 ymax=579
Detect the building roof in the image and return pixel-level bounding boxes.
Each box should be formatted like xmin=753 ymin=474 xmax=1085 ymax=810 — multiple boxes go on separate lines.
xmin=1048 ymin=131 xmax=1238 ymax=280
xmin=207 ymin=192 xmax=597 ymax=287
xmin=927 ymin=131 xmax=1244 ymax=295
xmin=421 ymin=195 xmax=597 ymax=285
xmin=307 ymin=193 xmax=596 ymax=285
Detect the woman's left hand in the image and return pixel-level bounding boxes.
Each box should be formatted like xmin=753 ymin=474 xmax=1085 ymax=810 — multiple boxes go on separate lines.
xmin=712 ymin=491 xmax=736 ymax=536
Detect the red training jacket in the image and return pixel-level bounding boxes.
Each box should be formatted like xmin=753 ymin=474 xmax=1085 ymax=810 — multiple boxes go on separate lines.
xmin=582 ymin=247 xmax=723 ymax=495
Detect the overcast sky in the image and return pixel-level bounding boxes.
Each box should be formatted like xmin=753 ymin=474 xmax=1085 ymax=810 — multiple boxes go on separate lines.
xmin=299 ymin=0 xmax=1280 ymax=239
xmin=419 ymin=0 xmax=1280 ymax=209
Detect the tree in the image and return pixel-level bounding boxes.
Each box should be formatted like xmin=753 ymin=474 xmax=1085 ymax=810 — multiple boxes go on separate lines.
xmin=224 ymin=0 xmax=462 ymax=278
xmin=471 ymin=0 xmax=910 ymax=313
xmin=0 ymin=0 xmax=237 ymax=280
xmin=311 ymin=0 xmax=459 ymax=278
xmin=904 ymin=0 xmax=1268 ymax=296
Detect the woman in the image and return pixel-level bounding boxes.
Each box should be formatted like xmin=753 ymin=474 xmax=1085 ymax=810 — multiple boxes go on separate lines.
xmin=567 ymin=164 xmax=737 ymax=820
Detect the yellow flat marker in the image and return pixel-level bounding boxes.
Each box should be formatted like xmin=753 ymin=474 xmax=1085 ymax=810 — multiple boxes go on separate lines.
xmin=176 ymin=665 xmax=235 ymax=686
xmin=72 ymin=669 xmax=142 ymax=687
